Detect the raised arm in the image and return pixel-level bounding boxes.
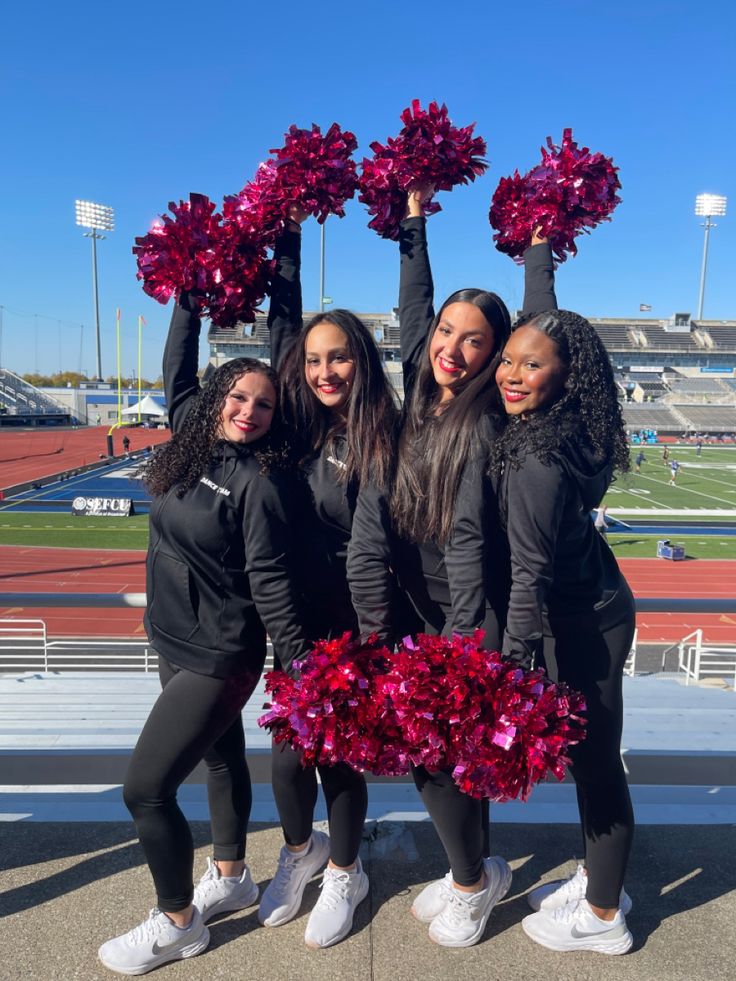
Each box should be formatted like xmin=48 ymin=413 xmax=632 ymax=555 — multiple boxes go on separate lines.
xmin=266 ymin=206 xmax=307 ymax=371
xmin=162 ymin=291 xmax=205 ymax=433
xmin=521 ymin=230 xmax=558 ymax=316
xmin=346 ymin=480 xmax=396 ymax=646
xmin=398 ymin=186 xmax=436 ymax=398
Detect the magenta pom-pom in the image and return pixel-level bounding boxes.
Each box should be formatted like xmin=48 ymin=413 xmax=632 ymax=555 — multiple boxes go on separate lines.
xmin=258 ymin=631 xmax=586 ymax=800
xmin=489 ymin=128 xmax=621 ymax=264
xmin=358 ymin=100 xmax=488 ymax=240
xmin=224 ymin=123 xmax=359 ymax=248
xmin=133 ymin=193 xmax=270 ymax=327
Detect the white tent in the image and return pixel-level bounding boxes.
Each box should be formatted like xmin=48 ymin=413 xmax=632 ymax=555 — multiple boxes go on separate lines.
xmin=121 ymin=394 xmax=167 ymax=418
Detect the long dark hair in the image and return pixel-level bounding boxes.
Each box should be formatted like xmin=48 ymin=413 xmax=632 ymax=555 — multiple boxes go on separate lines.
xmin=490 ymin=309 xmax=630 ymax=474
xmin=279 ymin=309 xmax=397 ymax=489
xmin=391 ymin=288 xmax=511 ymax=543
xmin=143 ymin=357 xmax=283 ymax=497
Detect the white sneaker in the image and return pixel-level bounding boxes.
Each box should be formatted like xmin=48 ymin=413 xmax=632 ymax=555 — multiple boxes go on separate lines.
xmin=527 ymin=863 xmax=632 ymax=915
xmin=411 ymin=871 xmax=453 ymax=923
xmin=258 ymin=830 xmax=330 ymax=927
xmin=428 ymin=856 xmax=512 ymax=948
xmin=522 ymin=898 xmax=633 ymax=954
xmin=193 ymin=857 xmax=259 ymax=923
xmin=98 ymin=907 xmax=209 ymax=975
xmin=304 ymin=857 xmax=369 ymax=949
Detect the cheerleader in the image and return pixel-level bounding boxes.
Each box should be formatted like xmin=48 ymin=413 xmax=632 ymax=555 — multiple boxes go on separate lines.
xmin=347 ymin=187 xmax=557 ymax=947
xmin=492 ymin=309 xmax=635 ymax=955
xmin=257 ymin=209 xmax=407 ymax=948
xmin=98 ymin=293 xmax=307 ymax=975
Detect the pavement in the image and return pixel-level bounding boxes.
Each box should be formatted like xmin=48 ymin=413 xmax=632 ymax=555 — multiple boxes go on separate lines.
xmin=2 ymin=662 xmax=736 ymax=980
xmin=1 ymin=820 xmax=735 ymax=981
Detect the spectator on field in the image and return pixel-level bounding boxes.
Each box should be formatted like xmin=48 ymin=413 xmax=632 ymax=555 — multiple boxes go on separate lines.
xmin=122 ymin=435 xmax=131 ymax=457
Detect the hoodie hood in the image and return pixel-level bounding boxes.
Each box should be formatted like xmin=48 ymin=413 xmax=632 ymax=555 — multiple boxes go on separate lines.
xmin=555 ymin=437 xmax=613 ymax=511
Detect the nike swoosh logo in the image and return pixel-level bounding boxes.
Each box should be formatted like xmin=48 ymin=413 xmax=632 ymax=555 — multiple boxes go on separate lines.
xmin=570 ymin=923 xmax=619 ymax=939
xmin=151 ymin=935 xmax=191 ymax=956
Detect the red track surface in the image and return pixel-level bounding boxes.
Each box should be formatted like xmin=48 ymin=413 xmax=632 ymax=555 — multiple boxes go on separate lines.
xmin=0 ymin=547 xmax=734 ymax=644
xmin=0 ymin=426 xmax=169 ymax=491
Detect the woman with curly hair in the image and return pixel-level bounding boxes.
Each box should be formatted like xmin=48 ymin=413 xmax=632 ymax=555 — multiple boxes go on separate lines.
xmin=492 ymin=309 xmax=635 ymax=955
xmin=98 ymin=293 xmax=308 ymax=976
xmin=255 ymin=209 xmax=402 ymax=949
xmin=347 ymin=187 xmax=558 ymax=948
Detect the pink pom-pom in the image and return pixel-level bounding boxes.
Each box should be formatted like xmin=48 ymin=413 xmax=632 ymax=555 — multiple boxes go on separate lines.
xmin=358 ymin=100 xmax=488 ymax=240
xmin=258 ymin=633 xmax=407 ymax=774
xmin=133 ymin=193 xmax=270 ymax=327
xmin=224 ymin=123 xmax=359 ymax=248
xmin=489 ymin=128 xmax=621 ymax=264
xmin=258 ymin=630 xmax=586 ymax=800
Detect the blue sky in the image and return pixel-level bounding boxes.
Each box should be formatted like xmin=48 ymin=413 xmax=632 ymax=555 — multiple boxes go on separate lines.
xmin=1 ymin=0 xmax=734 ymax=380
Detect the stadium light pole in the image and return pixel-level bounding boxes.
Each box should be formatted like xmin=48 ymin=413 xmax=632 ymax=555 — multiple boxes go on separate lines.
xmin=75 ymin=200 xmax=115 ymax=380
xmin=694 ymin=193 xmax=727 ymax=321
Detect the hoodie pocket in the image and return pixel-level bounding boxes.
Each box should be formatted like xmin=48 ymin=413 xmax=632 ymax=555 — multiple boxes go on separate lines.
xmin=148 ymin=552 xmax=200 ymax=642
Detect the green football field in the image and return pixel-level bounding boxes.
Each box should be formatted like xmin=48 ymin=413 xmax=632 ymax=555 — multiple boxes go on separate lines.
xmin=606 ymin=445 xmax=736 ymax=515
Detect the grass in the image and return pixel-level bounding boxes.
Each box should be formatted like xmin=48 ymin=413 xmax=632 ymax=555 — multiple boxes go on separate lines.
xmin=0 ymin=512 xmax=150 ymax=550
xmin=606 ymin=446 xmax=736 ymax=513
xmin=607 ymin=534 xmax=736 ymax=560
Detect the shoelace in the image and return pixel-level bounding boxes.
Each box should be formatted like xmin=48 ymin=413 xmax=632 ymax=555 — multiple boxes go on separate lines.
xmin=269 ymin=852 xmax=300 ymax=897
xmin=441 ymin=889 xmax=477 ymax=926
xmin=553 ymin=866 xmax=586 ymax=902
xmin=315 ymin=869 xmax=351 ymax=911
xmin=550 ymin=899 xmax=585 ymax=924
xmin=126 ymin=909 xmax=166 ymax=944
xmin=196 ymin=859 xmax=223 ymax=899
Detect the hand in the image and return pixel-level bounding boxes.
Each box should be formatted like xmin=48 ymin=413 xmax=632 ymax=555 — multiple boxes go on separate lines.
xmin=287 ymin=204 xmax=310 ymax=229
xmin=531 ymin=225 xmax=549 ymax=247
xmin=405 ymin=182 xmax=436 ymax=219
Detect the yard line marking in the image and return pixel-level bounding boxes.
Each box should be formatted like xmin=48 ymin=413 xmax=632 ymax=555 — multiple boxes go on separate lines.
xmin=636 ymin=473 xmax=736 ymax=507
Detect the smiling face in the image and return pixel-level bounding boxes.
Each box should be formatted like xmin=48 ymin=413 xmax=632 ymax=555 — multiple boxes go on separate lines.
xmin=304 ymin=320 xmax=356 ymax=413
xmin=219 ymin=371 xmax=276 ymax=444
xmin=496 ymin=325 xmax=569 ymax=417
xmin=428 ymin=302 xmax=496 ymax=402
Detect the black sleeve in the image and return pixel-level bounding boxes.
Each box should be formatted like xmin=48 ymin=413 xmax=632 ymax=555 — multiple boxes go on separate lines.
xmin=162 ymin=293 xmax=204 ymax=434
xmin=267 ymin=229 xmax=303 ymax=371
xmin=398 ymin=216 xmax=435 ymax=399
xmin=501 ymin=455 xmax=567 ymax=669
xmin=243 ymin=472 xmax=309 ymax=674
xmin=346 ymin=480 xmax=395 ymax=645
xmin=522 ymin=242 xmax=558 ymax=315
xmin=443 ymin=454 xmax=488 ymax=636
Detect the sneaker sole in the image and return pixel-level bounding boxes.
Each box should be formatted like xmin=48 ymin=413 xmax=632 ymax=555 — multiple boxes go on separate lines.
xmin=98 ymin=927 xmax=211 ymax=976
xmin=428 ymin=859 xmax=512 ymax=949
xmin=200 ymin=881 xmax=260 ymax=924
xmin=521 ymin=919 xmax=633 ymax=955
xmin=304 ymin=874 xmax=369 ymax=949
xmin=259 ymin=833 xmax=331 ymax=928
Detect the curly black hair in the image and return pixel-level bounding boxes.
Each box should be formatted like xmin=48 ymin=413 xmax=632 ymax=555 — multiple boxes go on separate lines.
xmin=142 ymin=357 xmax=287 ymax=497
xmin=490 ymin=309 xmax=630 ymax=475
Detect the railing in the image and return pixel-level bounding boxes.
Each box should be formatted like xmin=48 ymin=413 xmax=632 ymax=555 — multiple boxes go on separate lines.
xmin=661 ymin=628 xmax=736 ymax=691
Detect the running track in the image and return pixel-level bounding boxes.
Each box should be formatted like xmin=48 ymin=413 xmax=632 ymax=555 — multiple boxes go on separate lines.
xmin=0 ymin=546 xmax=734 ymax=644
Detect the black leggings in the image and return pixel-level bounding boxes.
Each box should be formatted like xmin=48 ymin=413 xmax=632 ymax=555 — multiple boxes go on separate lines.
xmin=412 ymin=768 xmax=490 ymax=886
xmin=123 ymin=657 xmax=260 ymax=912
xmin=543 ymin=593 xmax=636 ymax=909
xmin=271 ymin=741 xmax=367 ymax=867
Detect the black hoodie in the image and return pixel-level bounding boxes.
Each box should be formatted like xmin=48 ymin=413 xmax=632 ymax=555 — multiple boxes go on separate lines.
xmin=144 ymin=297 xmax=308 ymax=677
xmin=347 ymin=217 xmax=558 ymax=646
xmin=497 ymin=434 xmax=629 ymax=669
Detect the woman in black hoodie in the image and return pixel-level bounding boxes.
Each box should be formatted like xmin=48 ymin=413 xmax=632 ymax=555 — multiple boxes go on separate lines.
xmin=347 ymin=188 xmax=557 ymax=948
xmin=257 ymin=210 xmax=402 ymax=950
xmin=98 ymin=293 xmax=307 ymax=976
xmin=493 ymin=309 xmax=635 ymax=956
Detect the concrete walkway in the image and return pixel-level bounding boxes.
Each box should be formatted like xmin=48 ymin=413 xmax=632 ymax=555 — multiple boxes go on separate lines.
xmin=1 ymin=820 xmax=734 ymax=981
